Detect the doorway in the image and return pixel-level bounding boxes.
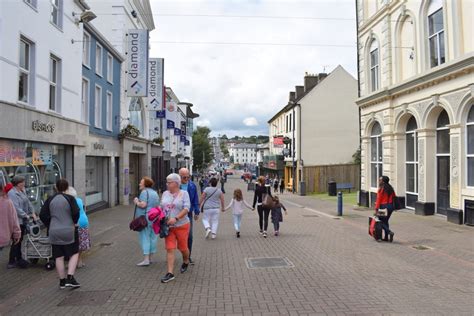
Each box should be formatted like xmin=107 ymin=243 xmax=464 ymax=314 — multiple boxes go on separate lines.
xmin=129 ymin=154 xmax=140 ymax=199
xmin=436 ymin=110 xmax=450 ymax=215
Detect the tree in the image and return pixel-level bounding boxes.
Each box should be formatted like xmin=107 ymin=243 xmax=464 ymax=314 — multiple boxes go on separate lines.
xmin=192 ymin=126 xmax=213 ymax=171
xmin=221 ymin=134 xmax=228 ymax=140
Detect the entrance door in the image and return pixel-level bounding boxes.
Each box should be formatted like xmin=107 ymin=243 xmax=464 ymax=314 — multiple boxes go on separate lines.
xmin=437 ymin=156 xmax=450 ymax=215
xmin=129 ymin=154 xmax=140 ymax=199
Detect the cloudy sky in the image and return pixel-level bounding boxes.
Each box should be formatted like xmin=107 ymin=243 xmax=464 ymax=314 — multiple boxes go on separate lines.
xmin=149 ymin=0 xmax=357 ymax=137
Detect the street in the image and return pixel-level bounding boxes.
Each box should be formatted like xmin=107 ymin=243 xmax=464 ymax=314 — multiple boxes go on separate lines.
xmin=1 ymin=177 xmax=473 ymax=315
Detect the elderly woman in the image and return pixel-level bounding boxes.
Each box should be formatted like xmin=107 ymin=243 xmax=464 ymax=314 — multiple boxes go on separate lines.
xmin=133 ymin=176 xmax=160 ymax=266
xmin=0 ymin=182 xmax=21 ymax=251
xmin=7 ymin=175 xmax=37 ymax=269
xmin=160 ymin=173 xmax=191 ymax=283
xmin=40 ymin=179 xmax=81 ymax=288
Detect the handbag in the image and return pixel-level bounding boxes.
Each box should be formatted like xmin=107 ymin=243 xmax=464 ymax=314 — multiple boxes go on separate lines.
xmin=159 ymin=218 xmax=170 ymax=238
xmin=200 ymin=188 xmax=218 ymax=213
xmin=261 ymin=187 xmax=275 ymax=209
xmin=129 ymin=190 xmax=149 ymax=232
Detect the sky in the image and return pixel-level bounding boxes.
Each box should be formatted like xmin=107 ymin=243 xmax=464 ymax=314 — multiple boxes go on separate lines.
xmin=149 ymin=0 xmax=357 ymax=137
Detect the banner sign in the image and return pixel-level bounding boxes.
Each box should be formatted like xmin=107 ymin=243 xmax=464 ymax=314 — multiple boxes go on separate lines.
xmin=156 ymin=110 xmax=166 ymax=118
xmin=185 ymin=140 xmax=190 ymax=146
xmin=167 ymin=120 xmax=175 ymax=129
xmin=127 ymin=29 xmax=149 ymax=97
xmin=180 ymin=121 xmax=186 ymax=135
xmin=147 ymin=58 xmax=164 ymax=110
xmin=174 ymin=128 xmax=181 ymax=136
xmin=273 ymin=136 xmax=284 ymax=147
xmin=0 ymin=141 xmax=26 ymax=167
xmin=180 ymin=135 xmax=186 ymax=143
xmin=32 ymin=144 xmax=53 ymax=165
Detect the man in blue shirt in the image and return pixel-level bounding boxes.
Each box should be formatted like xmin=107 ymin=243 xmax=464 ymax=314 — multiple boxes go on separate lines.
xmin=179 ymin=168 xmax=200 ymax=264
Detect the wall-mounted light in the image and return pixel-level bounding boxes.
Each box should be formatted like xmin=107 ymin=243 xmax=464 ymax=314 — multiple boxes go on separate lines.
xmin=72 ymin=10 xmax=97 ymax=24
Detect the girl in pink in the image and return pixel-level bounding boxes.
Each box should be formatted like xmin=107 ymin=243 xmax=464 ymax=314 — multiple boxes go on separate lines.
xmin=224 ymin=189 xmax=253 ymax=238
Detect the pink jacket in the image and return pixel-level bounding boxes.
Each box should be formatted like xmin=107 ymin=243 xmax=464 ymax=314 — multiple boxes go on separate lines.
xmin=0 ymin=196 xmax=21 ymax=248
xmin=147 ymin=207 xmax=165 ymax=235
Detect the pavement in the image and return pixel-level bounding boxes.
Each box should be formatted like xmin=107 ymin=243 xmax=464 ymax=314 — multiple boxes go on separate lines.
xmin=0 ymin=176 xmax=473 ymax=315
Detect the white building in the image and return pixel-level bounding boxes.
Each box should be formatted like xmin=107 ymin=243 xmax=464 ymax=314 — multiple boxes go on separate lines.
xmin=230 ymin=143 xmax=258 ymax=165
xmin=0 ymin=0 xmax=90 ymax=207
xmin=357 ymin=0 xmax=474 ymax=224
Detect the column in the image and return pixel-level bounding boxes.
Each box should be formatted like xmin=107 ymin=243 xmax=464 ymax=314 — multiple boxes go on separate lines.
xmin=415 ymin=129 xmax=435 ymax=215
xmin=449 ymin=125 xmax=463 ymax=223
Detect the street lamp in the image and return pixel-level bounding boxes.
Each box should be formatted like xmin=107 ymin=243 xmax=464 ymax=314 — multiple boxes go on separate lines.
xmin=289 ymin=101 xmax=299 ymax=194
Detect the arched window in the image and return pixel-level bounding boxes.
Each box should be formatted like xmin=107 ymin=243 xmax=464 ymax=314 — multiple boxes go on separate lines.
xmin=370 ymin=122 xmax=383 ymax=188
xmin=406 ymin=116 xmax=418 ymax=208
xmin=436 ymin=109 xmax=450 ymax=153
xmin=427 ymin=0 xmax=445 ymax=68
xmin=129 ymin=97 xmax=143 ymax=135
xmin=369 ymin=39 xmax=380 ymax=92
xmin=398 ymin=15 xmax=416 ymax=80
xmin=467 ymin=105 xmax=474 ymax=186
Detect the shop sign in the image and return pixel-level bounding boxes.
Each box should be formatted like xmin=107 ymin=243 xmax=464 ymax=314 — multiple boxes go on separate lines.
xmin=285 ymin=161 xmax=295 ymax=167
xmin=32 ymin=144 xmax=53 ymax=165
xmin=156 ymin=110 xmax=166 ymax=118
xmin=32 ymin=120 xmax=55 ymax=133
xmin=273 ymin=136 xmax=284 ymax=147
xmin=180 ymin=135 xmax=186 ymax=143
xmin=132 ymin=145 xmax=144 ymax=152
xmin=93 ymin=143 xmax=104 ymax=150
xmin=127 ymin=29 xmax=149 ymax=97
xmin=0 ymin=140 xmax=26 ymax=167
xmin=167 ymin=120 xmax=175 ymax=129
xmin=268 ymin=161 xmax=276 ymax=169
xmin=174 ymin=128 xmax=181 ymax=136
xmin=185 ymin=140 xmax=190 ymax=146
xmin=147 ymin=58 xmax=164 ymax=110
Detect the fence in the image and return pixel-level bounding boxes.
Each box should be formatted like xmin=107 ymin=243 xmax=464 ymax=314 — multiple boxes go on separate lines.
xmin=303 ymin=163 xmax=360 ymax=193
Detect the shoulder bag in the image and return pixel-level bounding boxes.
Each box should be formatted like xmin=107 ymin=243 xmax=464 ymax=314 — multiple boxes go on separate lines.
xmin=200 ymin=188 xmax=218 ymax=213
xmin=262 ymin=186 xmax=275 ymax=209
xmin=129 ymin=190 xmax=149 ymax=232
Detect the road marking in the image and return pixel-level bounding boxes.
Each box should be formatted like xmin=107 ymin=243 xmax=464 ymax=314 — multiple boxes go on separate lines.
xmin=282 ymin=199 xmax=341 ymax=219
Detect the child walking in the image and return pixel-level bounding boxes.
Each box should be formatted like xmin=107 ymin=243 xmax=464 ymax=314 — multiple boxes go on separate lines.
xmin=271 ymin=196 xmax=287 ymax=236
xmin=224 ymin=189 xmax=253 ymax=238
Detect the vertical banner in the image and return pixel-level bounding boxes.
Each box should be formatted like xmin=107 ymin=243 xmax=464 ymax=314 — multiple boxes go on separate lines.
xmin=147 ymin=58 xmax=164 ymax=110
xmin=127 ymin=29 xmax=149 ymax=97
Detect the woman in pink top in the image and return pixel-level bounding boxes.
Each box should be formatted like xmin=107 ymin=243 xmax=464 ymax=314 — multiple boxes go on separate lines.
xmin=0 ymin=183 xmax=21 ymax=251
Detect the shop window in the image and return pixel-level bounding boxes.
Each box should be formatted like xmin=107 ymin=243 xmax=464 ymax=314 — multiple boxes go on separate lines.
xmin=370 ymin=122 xmax=383 ymax=188
xmin=467 ymin=105 xmax=474 ymax=186
xmin=427 ymin=0 xmax=445 ymax=68
xmin=436 ymin=110 xmax=450 ymax=154
xmin=406 ymin=116 xmax=418 ymax=208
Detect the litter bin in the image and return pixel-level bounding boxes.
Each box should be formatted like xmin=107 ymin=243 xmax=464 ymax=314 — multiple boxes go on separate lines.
xmin=299 ymin=181 xmax=306 ymax=196
xmin=328 ymin=181 xmax=337 ymax=196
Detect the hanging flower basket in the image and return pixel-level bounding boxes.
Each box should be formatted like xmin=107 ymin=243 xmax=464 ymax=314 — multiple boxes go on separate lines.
xmin=152 ymin=137 xmax=164 ymax=145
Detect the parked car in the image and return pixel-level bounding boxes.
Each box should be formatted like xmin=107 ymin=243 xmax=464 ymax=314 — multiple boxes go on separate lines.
xmin=225 ymin=170 xmax=234 ymax=175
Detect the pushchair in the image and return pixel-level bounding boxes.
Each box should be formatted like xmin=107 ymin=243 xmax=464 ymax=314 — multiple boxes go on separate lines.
xmin=21 ymin=219 xmax=55 ymax=270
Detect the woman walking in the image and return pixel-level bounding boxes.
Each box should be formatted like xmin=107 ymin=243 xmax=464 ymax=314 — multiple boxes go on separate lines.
xmin=252 ymin=176 xmax=272 ymax=238
xmin=7 ymin=176 xmax=37 ymax=269
xmin=201 ymin=178 xmax=225 ymax=240
xmin=224 ymin=189 xmax=253 ymax=238
xmin=0 ymin=182 xmax=21 ymax=251
xmin=66 ymin=187 xmax=90 ymax=268
xmin=279 ymin=178 xmax=285 ymax=194
xmin=271 ymin=196 xmax=287 ymax=236
xmin=40 ymin=179 xmax=81 ymax=288
xmin=160 ymin=173 xmax=191 ymax=283
xmin=375 ymin=176 xmax=396 ymax=242
xmin=134 ymin=177 xmax=160 ymax=266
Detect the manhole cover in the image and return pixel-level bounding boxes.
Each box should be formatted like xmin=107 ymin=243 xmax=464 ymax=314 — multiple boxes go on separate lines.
xmin=412 ymin=245 xmax=433 ymax=251
xmin=246 ymin=257 xmax=294 ymax=269
xmin=57 ymin=290 xmax=115 ymax=306
xmin=302 ymin=215 xmax=319 ymax=217
xmin=99 ymin=242 xmax=113 ymax=247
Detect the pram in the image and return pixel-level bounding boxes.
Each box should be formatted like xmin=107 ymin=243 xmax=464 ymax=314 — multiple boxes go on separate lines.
xmin=21 ymin=219 xmax=55 ymax=270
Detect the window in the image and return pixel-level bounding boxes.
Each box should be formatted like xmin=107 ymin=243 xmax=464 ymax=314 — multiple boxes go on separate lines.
xmin=49 ymin=55 xmax=60 ymax=111
xmin=81 ymin=79 xmax=89 ymax=123
xmin=83 ymin=32 xmax=91 ymax=67
xmin=95 ymin=44 xmax=103 ymax=76
xmin=467 ymin=105 xmax=474 ymax=186
xmin=436 ymin=110 xmax=450 ymax=154
xmin=129 ymin=97 xmax=143 ymax=135
xmin=24 ymin=0 xmax=37 ymax=9
xmin=94 ymin=86 xmax=102 ymax=128
xmin=406 ymin=117 xmax=418 ymax=208
xmin=428 ymin=0 xmax=445 ymax=68
xmin=107 ymin=54 xmax=113 ymax=83
xmin=50 ymin=0 xmax=62 ymax=28
xmin=370 ymin=122 xmax=383 ymax=188
xmin=106 ymin=92 xmax=113 ymax=131
xmin=18 ymin=37 xmax=32 ymax=104
xmin=369 ymin=40 xmax=379 ymax=92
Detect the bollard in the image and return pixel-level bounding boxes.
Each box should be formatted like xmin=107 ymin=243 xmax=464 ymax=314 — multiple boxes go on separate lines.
xmin=337 ymin=191 xmax=343 ymax=216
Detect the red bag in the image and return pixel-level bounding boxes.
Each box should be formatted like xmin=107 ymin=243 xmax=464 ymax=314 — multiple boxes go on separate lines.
xmin=368 ymin=216 xmax=382 ymax=240
xmin=129 ymin=205 xmax=148 ymax=232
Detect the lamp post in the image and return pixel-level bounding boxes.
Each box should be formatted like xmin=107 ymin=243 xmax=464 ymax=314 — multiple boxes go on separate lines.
xmin=292 ymin=105 xmax=296 ymax=194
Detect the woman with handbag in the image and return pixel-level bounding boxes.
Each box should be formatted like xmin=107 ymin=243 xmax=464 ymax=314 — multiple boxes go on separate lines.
xmin=133 ymin=177 xmax=160 ymax=266
xmin=200 ymin=178 xmax=224 ymax=240
xmin=252 ymin=176 xmax=273 ymax=238
xmin=375 ymin=176 xmax=396 ymax=242
xmin=160 ymin=173 xmax=191 ymax=283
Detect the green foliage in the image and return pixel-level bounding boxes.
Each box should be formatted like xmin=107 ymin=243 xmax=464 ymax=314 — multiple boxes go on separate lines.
xmin=193 ymin=126 xmax=213 ymax=171
xmin=352 ymin=147 xmax=361 ymax=164
xmin=119 ymin=124 xmax=140 ymax=140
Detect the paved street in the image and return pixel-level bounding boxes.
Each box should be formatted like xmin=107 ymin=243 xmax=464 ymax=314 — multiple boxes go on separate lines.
xmin=1 ymin=177 xmax=473 ymax=315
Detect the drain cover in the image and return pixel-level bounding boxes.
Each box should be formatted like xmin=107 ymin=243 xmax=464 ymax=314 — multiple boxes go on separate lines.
xmin=246 ymin=257 xmax=294 ymax=269
xmin=412 ymin=245 xmax=433 ymax=251
xmin=58 ymin=290 xmax=114 ymax=306
xmin=99 ymin=242 xmax=113 ymax=247
xmin=302 ymin=215 xmax=319 ymax=217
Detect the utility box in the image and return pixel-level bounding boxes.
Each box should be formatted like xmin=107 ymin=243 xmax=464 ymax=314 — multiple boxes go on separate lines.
xmin=299 ymin=182 xmax=306 ymax=196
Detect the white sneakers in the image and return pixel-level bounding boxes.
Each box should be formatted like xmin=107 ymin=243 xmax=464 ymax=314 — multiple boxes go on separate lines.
xmin=136 ymin=260 xmax=150 ymax=267
xmin=205 ymin=228 xmax=211 ymax=239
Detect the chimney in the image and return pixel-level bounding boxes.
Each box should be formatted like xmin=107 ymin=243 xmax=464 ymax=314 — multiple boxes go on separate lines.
xmin=295 ymin=86 xmax=304 ymax=99
xmin=304 ymin=73 xmax=319 ymax=92
xmin=289 ymin=91 xmax=296 ymax=102
xmin=318 ymin=73 xmax=328 ymax=82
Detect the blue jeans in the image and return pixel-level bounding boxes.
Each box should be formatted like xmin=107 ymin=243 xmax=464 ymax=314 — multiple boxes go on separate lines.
xmin=233 ymin=214 xmax=242 ymax=232
xmin=379 ymin=203 xmax=394 ymax=237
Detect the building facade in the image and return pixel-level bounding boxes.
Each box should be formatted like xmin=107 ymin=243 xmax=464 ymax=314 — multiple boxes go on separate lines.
xmin=357 ymin=0 xmax=474 ymax=224
xmin=0 ymin=0 xmax=89 ymax=210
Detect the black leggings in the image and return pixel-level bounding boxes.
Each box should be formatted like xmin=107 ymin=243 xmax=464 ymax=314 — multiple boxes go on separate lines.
xmin=9 ymin=225 xmax=25 ymax=264
xmin=257 ymin=205 xmax=271 ymax=231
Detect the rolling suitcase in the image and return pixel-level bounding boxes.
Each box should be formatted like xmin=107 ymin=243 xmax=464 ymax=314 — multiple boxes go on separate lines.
xmin=368 ymin=216 xmax=382 ymax=241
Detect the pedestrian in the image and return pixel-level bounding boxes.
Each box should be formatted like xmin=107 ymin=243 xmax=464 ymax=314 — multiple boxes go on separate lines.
xmin=0 ymin=182 xmax=21 ymax=251
xmin=273 ymin=177 xmax=279 ymax=194
xmin=375 ymin=176 xmax=396 ymax=242
xmin=179 ymin=168 xmax=200 ymax=265
xmin=160 ymin=173 xmax=191 ymax=283
xmin=220 ymin=175 xmax=226 ymax=194
xmin=279 ymin=178 xmax=285 ymax=194
xmin=271 ymin=196 xmax=287 ymax=236
xmin=224 ymin=188 xmax=253 ymax=238
xmin=199 ymin=177 xmax=205 ymax=194
xmin=7 ymin=175 xmax=37 ymax=269
xmin=133 ymin=176 xmax=160 ymax=266
xmin=66 ymin=187 xmax=90 ymax=268
xmin=200 ymin=178 xmax=225 ymax=239
xmin=40 ymin=179 xmax=81 ymax=288
xmin=252 ymin=176 xmax=272 ymax=238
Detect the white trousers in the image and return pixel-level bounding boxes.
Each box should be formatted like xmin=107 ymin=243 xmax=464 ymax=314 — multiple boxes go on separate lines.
xmin=202 ymin=208 xmax=220 ymax=235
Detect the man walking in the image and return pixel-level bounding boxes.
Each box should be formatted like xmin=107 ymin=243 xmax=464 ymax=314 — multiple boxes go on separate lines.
xmin=179 ymin=168 xmax=200 ymax=264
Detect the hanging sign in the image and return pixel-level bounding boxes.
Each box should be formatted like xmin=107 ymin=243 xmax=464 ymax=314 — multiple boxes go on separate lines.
xmin=180 ymin=135 xmax=186 ymax=143
xmin=167 ymin=120 xmax=175 ymax=129
xmin=185 ymin=140 xmax=190 ymax=146
xmin=174 ymin=128 xmax=181 ymax=136
xmin=180 ymin=121 xmax=186 ymax=135
xmin=127 ymin=29 xmax=149 ymax=97
xmin=156 ymin=110 xmax=166 ymax=118
xmin=147 ymin=58 xmax=164 ymax=110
